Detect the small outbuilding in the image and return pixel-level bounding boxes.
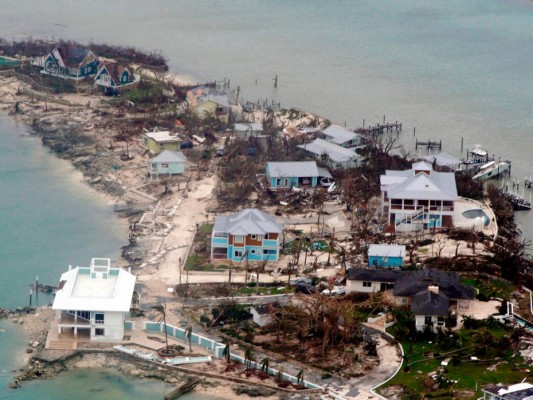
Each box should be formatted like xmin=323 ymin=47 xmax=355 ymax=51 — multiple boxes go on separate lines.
xmin=368 ymin=244 xmax=406 ymax=268
xmin=148 ymin=150 xmax=187 ymax=177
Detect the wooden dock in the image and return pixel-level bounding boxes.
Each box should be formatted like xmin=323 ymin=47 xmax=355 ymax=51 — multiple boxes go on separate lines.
xmin=164 ymin=378 xmax=202 ymax=400
xmin=415 ymin=139 xmax=442 ymax=150
xmin=355 ymin=121 xmax=402 ymax=137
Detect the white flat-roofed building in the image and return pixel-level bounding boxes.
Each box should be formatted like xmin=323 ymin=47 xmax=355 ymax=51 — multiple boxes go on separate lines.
xmin=52 ymin=258 xmax=136 ymax=341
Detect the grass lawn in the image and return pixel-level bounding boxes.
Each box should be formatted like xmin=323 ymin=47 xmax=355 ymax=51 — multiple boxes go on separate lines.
xmin=184 ymin=224 xmax=216 ymax=271
xmin=380 ymin=325 xmax=530 ymax=398
xmin=461 ymin=276 xmax=518 ymax=300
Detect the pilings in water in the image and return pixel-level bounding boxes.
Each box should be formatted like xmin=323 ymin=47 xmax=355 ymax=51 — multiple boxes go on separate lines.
xmin=415 ymin=139 xmax=442 ymax=150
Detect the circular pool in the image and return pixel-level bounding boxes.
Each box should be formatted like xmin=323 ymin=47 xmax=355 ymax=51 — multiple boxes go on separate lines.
xmin=462 ymin=209 xmax=490 ymax=226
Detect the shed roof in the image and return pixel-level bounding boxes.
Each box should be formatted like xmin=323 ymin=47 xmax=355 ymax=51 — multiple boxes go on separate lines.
xmin=151 ymin=150 xmax=187 ymax=163
xmin=297 ymin=138 xmax=363 ymax=164
xmin=368 ymin=244 xmax=406 ymax=258
xmin=410 ymin=290 xmax=449 ymax=316
xmin=144 ymin=131 xmax=180 ymax=143
xmin=213 ymin=209 xmax=284 ymax=236
xmin=266 ymin=161 xmax=319 ymax=178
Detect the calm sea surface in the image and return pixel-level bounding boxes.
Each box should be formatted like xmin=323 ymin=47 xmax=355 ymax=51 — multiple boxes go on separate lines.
xmin=0 ymin=0 xmax=532 ymax=398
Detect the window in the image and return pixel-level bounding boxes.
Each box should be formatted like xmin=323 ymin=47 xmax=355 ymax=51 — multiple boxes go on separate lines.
xmin=263 ymin=249 xmax=268 ymax=255
xmin=250 ymin=249 xmax=256 ymax=254
xmin=161 ymin=163 xmax=169 ymax=168
xmin=95 ymin=313 xmax=105 ymax=324
xmin=76 ymin=311 xmax=90 ymax=320
xmin=234 ymin=250 xmax=243 ymax=258
xmin=234 ymin=235 xmax=243 ymax=244
xmin=251 ymin=235 xmax=257 ymax=240
xmin=362 ymin=282 xmax=372 ymax=288
xmin=95 ymin=328 xmax=105 ymax=336
xmin=424 ymin=316 xmax=433 ymax=325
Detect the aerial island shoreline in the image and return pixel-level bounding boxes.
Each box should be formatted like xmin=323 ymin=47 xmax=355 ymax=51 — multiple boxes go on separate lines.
xmin=2 ymin=37 xmax=533 ymax=400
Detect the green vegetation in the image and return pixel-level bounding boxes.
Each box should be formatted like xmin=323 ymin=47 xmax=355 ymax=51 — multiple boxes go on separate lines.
xmin=184 ymin=224 xmax=218 ymax=271
xmin=233 ymin=285 xmax=294 ymax=296
xmin=381 ymin=320 xmax=529 ymax=398
xmin=461 ymin=276 xmax=518 ymax=300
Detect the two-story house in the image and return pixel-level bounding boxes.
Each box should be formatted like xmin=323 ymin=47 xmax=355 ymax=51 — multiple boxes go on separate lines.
xmin=211 ymin=209 xmax=284 ymax=262
xmin=143 ymin=131 xmax=182 ymax=155
xmin=51 ymin=258 xmax=136 ymax=341
xmin=94 ymin=62 xmax=140 ymax=94
xmin=380 ymin=161 xmax=457 ymax=232
xmin=41 ymin=46 xmax=100 ymax=80
xmin=187 ymin=86 xmax=231 ymax=123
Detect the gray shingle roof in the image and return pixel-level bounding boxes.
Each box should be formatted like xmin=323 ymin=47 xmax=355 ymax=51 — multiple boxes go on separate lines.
xmin=347 ymin=269 xmax=405 ymax=283
xmin=393 ymin=269 xmax=474 ymax=300
xmin=297 ymin=138 xmax=363 ymax=164
xmin=151 ymin=150 xmax=187 ymax=163
xmin=410 ymin=290 xmax=449 ymax=316
xmin=368 ymin=244 xmax=406 ymax=258
xmin=213 ymin=209 xmax=284 ymax=236
xmin=266 ymin=161 xmax=319 ymax=178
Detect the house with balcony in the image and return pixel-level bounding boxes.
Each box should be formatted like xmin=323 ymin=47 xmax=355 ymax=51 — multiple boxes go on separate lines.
xmin=51 ymin=258 xmax=136 ymax=342
xmin=211 ymin=209 xmax=284 ymax=262
xmin=320 ymin=124 xmax=366 ymax=149
xmin=187 ymin=86 xmax=231 ymax=123
xmin=265 ymin=161 xmax=331 ymax=189
xmin=380 ymin=161 xmax=458 ymax=232
xmin=40 ymin=45 xmax=100 ymax=80
xmin=94 ymin=62 xmax=140 ymax=94
xmin=297 ymin=138 xmax=365 ymax=169
xmin=143 ymin=131 xmax=182 ymax=155
xmin=148 ymin=150 xmax=187 ymax=178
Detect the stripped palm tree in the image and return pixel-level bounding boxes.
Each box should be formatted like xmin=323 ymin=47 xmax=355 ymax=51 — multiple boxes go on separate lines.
xmin=151 ymin=301 xmax=170 ymax=355
xmin=296 ymin=369 xmax=304 ymax=386
xmin=222 ymin=340 xmax=231 ymax=364
xmin=185 ymin=325 xmax=193 ymax=352
xmin=244 ymin=347 xmax=255 ymax=369
xmin=259 ymin=357 xmax=270 ymax=373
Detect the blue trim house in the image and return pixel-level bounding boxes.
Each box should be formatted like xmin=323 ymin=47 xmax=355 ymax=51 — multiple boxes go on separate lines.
xmin=94 ymin=62 xmax=140 ymax=93
xmin=148 ymin=150 xmax=187 ymax=178
xmin=265 ymin=161 xmax=331 ymax=189
xmin=41 ymin=46 xmax=100 ymax=80
xmin=211 ymin=209 xmax=284 ymax=262
xmin=368 ymin=244 xmax=406 ymax=268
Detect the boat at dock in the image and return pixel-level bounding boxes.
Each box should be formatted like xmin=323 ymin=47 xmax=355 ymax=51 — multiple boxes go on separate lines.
xmin=463 ymin=144 xmax=491 ymax=166
xmin=472 ymin=160 xmax=511 ymax=181
xmin=501 ymin=191 xmax=531 ymax=211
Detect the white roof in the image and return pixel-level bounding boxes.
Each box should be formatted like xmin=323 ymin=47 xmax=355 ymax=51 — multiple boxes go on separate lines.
xmin=52 ymin=260 xmax=136 ymax=313
xmin=381 ymin=162 xmax=457 ymax=201
xmin=151 ymin=150 xmax=187 ymax=163
xmin=213 ymin=209 xmax=284 ymax=236
xmin=266 ymin=161 xmax=320 ymax=178
xmin=322 ymin=125 xmax=362 ymax=145
xmin=368 ymin=244 xmax=406 ymax=258
xmin=144 ymin=131 xmax=180 ymax=143
xmin=234 ymin=123 xmax=263 ymax=132
xmin=297 ymin=138 xmax=363 ymax=164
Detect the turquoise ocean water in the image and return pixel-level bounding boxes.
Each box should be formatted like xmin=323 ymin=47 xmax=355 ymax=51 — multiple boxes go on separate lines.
xmin=0 ymin=0 xmax=532 ymax=398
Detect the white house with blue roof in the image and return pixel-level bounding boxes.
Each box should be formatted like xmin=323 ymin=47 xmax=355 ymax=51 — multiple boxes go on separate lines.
xmin=380 ymin=161 xmax=458 ymax=232
xmin=211 ymin=209 xmax=284 ymax=262
xmin=265 ymin=161 xmax=331 ymax=189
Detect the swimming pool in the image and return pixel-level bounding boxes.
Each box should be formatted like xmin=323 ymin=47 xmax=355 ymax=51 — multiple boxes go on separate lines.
xmin=462 ymin=209 xmax=490 ymax=226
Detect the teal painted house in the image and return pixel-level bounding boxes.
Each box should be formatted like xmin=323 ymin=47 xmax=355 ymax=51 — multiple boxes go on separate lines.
xmin=42 ymin=46 xmax=100 ymax=80
xmin=94 ymin=62 xmax=139 ymax=94
xmin=148 ymin=150 xmax=187 ymax=177
xmin=368 ymin=244 xmax=406 ymax=268
xmin=211 ymin=209 xmax=284 ymax=262
xmin=265 ymin=161 xmax=331 ymax=189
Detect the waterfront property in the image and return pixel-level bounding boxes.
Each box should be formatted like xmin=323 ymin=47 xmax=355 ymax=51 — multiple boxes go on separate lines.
xmin=148 ymin=150 xmax=187 ymax=177
xmin=297 ymin=138 xmax=365 ymax=169
xmin=368 ymin=244 xmax=406 ymax=267
xmin=482 ymin=382 xmax=533 ymax=400
xmin=211 ymin=209 xmax=284 ymax=262
xmin=347 ymin=269 xmax=474 ymax=331
xmin=320 ymin=124 xmax=365 ymax=149
xmin=422 ymin=152 xmax=462 ymax=170
xmin=234 ymin=122 xmax=263 ymax=138
xmin=186 ymin=86 xmax=231 ymax=123
xmin=39 ymin=46 xmax=100 ymax=80
xmin=94 ymin=62 xmax=140 ymax=94
xmin=51 ymin=258 xmax=136 ymax=341
xmin=380 ymin=161 xmax=457 ymax=233
xmin=265 ymin=160 xmax=331 ymax=189
xmin=143 ymin=130 xmax=181 ymax=154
